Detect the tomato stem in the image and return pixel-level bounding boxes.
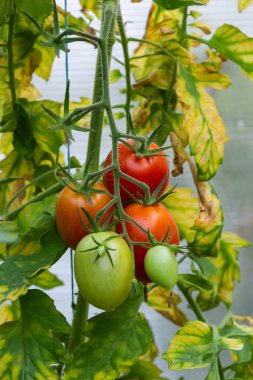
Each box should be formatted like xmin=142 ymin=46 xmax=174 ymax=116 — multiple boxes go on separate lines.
xmin=68 ymin=293 xmax=89 ymax=354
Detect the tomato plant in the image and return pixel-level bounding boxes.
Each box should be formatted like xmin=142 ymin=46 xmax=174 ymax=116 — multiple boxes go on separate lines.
xmin=144 ymin=245 xmax=179 ymax=289
xmin=0 ymin=0 xmax=252 ymax=379
xmin=103 ymin=140 xmax=169 ymax=202
xmin=56 ymin=182 xmax=114 ymax=249
xmin=117 ymin=203 xmax=180 ymax=284
xmin=74 ymin=231 xmax=133 ymax=310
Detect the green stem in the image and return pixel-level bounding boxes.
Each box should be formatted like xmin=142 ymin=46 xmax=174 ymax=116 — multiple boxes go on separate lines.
xmin=67 ymin=0 xmax=118 ymax=357
xmin=180 ymin=7 xmax=188 ymax=46
xmin=117 ymin=5 xmax=132 ymax=133
xmin=68 ymin=293 xmax=89 ymax=354
xmin=186 ymin=33 xmax=213 ymax=48
xmin=128 ymin=37 xmax=177 ymax=62
xmin=3 ymin=183 xmax=62 ymax=221
xmin=7 ymin=6 xmax=17 ymax=108
xmin=85 ymin=2 xmax=116 ymax=173
xmin=178 ymin=280 xmax=225 ymax=379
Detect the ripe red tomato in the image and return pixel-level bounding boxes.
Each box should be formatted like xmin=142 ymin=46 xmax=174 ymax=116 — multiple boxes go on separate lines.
xmin=103 ymin=140 xmax=169 ymax=202
xmin=116 ymin=203 xmax=180 ymax=284
xmin=56 ymin=182 xmax=114 ymax=249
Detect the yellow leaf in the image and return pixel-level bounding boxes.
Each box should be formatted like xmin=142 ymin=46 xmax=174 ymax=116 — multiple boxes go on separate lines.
xmin=148 ymin=287 xmax=187 ymax=326
xmin=191 ymin=21 xmax=211 ymax=34
xmin=238 ymin=0 xmax=253 ymax=12
xmin=176 ymin=64 xmax=228 ymax=181
xmin=163 ymin=186 xmax=199 ymax=242
xmin=197 ymin=232 xmax=251 ymax=310
xmin=0 ymin=302 xmax=20 ymax=325
xmin=190 ymin=183 xmax=223 ymax=256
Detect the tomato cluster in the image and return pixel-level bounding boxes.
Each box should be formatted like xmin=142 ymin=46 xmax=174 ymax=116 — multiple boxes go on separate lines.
xmin=55 ymin=139 xmax=180 ymax=310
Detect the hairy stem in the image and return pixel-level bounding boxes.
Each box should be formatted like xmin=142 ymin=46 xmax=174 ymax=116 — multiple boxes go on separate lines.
xmin=68 ymin=293 xmax=89 ymax=353
xmin=117 ymin=5 xmax=132 ymax=133
xmin=7 ymin=5 xmax=17 ymax=109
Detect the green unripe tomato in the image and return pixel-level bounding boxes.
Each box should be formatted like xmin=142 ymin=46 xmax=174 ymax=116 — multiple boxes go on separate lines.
xmin=144 ymin=245 xmax=178 ymax=289
xmin=74 ymin=231 xmax=133 ymax=311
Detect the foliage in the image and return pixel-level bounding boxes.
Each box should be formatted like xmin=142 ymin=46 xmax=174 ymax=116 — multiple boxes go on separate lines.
xmin=0 ymin=0 xmax=252 ymax=379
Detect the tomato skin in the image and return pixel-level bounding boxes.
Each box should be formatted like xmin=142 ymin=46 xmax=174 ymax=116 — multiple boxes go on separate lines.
xmin=103 ymin=140 xmax=169 ymax=202
xmin=116 ymin=203 xmax=180 ymax=284
xmin=144 ymin=245 xmax=178 ymax=289
xmin=56 ymin=183 xmax=114 ymax=249
xmin=74 ymin=231 xmax=133 ymax=311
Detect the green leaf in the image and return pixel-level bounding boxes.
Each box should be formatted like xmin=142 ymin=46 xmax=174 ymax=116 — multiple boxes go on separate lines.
xmin=120 ymin=360 xmax=168 ymax=380
xmin=0 ymin=289 xmax=70 ymax=379
xmin=163 ymin=321 xmax=243 ymax=371
xmin=209 ymin=24 xmax=253 ymax=80
xmin=26 ymin=100 xmax=65 ymax=155
xmin=179 ymin=274 xmax=214 ymax=294
xmin=153 ymin=0 xmax=208 ymax=10
xmin=176 ymin=64 xmax=228 ymax=181
xmin=0 ymin=0 xmax=14 ymax=26
xmin=63 ymin=285 xmax=153 ymax=380
xmin=0 ymin=226 xmax=67 ymax=303
xmin=80 ymin=0 xmax=101 ymax=18
xmin=13 ymin=104 xmax=35 ymax=160
xmin=16 ymin=0 xmax=52 ymax=23
xmin=197 ymin=232 xmax=251 ymax=310
xmin=0 ymin=221 xmax=19 ymax=244
xmin=163 ymin=186 xmax=199 ymax=242
xmin=190 ymin=184 xmax=224 ymax=256
xmin=238 ymin=0 xmax=253 ymax=11
xmin=31 ymin=270 xmax=64 ymax=290
xmin=17 ymin=194 xmax=56 ymax=238
xmin=148 ymin=287 xmax=187 ymax=327
xmin=110 ymin=69 xmax=123 ymax=84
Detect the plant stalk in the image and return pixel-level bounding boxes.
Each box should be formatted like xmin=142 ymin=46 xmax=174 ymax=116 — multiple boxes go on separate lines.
xmin=68 ymin=293 xmax=89 ymax=353
xmin=117 ymin=5 xmax=132 ymax=133
xmin=7 ymin=5 xmax=17 ymax=108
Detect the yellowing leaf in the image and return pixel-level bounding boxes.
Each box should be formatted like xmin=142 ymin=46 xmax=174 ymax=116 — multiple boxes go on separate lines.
xmin=238 ymin=0 xmax=253 ymax=12
xmin=0 ymin=302 xmax=20 ymax=325
xmin=0 ymin=290 xmax=70 ymax=379
xmin=63 ymin=285 xmax=153 ymax=380
xmin=191 ymin=21 xmax=211 ymax=34
xmin=197 ymin=232 xmax=251 ymax=310
xmin=176 ymin=64 xmax=228 ymax=181
xmin=32 ymin=270 xmax=63 ymax=290
xmin=190 ymin=184 xmax=223 ymax=256
xmin=210 ymin=24 xmax=253 ymax=80
xmin=148 ymin=287 xmax=187 ymax=326
xmin=163 ymin=321 xmax=243 ymax=372
xmin=0 ymin=228 xmax=66 ymax=303
xmin=163 ymin=186 xmax=199 ymax=242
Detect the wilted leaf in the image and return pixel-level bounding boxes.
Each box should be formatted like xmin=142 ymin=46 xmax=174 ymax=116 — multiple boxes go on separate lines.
xmin=190 ymin=183 xmax=224 ymax=256
xmin=148 ymin=287 xmax=187 ymax=326
xmin=32 ymin=270 xmax=63 ymax=290
xmin=163 ymin=321 xmax=243 ymax=371
xmin=238 ymin=0 xmax=253 ymax=11
xmin=0 ymin=290 xmax=70 ymax=379
xmin=0 ymin=227 xmax=67 ymax=303
xmin=176 ymin=64 xmax=228 ymax=181
xmin=63 ymin=285 xmax=153 ymax=380
xmin=163 ymin=186 xmax=199 ymax=242
xmin=197 ymin=232 xmax=251 ymax=310
xmin=153 ymin=0 xmax=208 ymax=10
xmin=191 ymin=21 xmax=211 ymax=34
